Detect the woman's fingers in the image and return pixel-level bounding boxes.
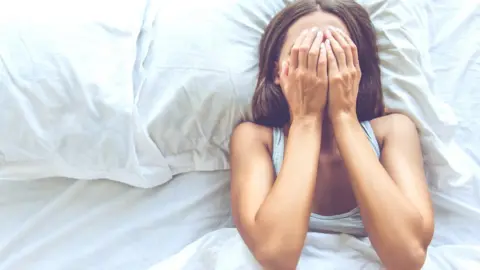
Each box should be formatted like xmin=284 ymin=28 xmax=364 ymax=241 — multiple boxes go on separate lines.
xmin=325 ymin=39 xmax=338 ymax=76
xmin=337 ymin=29 xmax=360 ymax=69
xmin=298 ymin=28 xmax=318 ymax=69
xmin=290 ymin=29 xmax=308 ymax=69
xmin=317 ymin=42 xmax=327 ymax=78
xmin=325 ymin=28 xmax=346 ymax=70
xmin=308 ymin=31 xmax=323 ymax=71
xmin=330 ymin=27 xmax=353 ymax=70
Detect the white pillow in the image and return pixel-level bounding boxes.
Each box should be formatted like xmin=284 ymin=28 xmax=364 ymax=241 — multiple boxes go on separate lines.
xmin=0 ymin=0 xmax=172 ymax=187
xmin=138 ymin=0 xmax=472 ymax=188
xmin=136 ymin=0 xmax=289 ymax=177
xmin=358 ymin=0 xmax=475 ymax=189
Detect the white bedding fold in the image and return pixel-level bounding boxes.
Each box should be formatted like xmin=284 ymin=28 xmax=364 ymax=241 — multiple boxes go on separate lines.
xmin=149 ymin=228 xmax=480 ymax=270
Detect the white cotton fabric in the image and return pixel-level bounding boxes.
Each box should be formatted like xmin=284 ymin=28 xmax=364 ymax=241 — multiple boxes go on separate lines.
xmin=0 ymin=171 xmax=233 ymax=269
xmin=149 ymin=228 xmax=480 ymax=270
xmin=0 ymin=0 xmax=172 ymax=187
xmin=358 ymin=0 xmax=476 ymax=190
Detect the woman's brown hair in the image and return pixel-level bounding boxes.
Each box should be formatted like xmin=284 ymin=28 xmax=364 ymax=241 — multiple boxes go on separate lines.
xmin=252 ymin=0 xmax=385 ymax=127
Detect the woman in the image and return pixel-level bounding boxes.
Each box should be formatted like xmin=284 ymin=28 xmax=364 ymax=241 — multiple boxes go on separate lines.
xmin=229 ymin=0 xmax=434 ymax=269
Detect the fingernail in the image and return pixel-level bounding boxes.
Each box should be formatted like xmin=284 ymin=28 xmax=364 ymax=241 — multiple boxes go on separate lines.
xmin=311 ymin=27 xmax=319 ymax=32
xmin=301 ymin=29 xmax=308 ymax=35
xmin=317 ymin=31 xmax=323 ymax=38
xmin=320 ymin=42 xmax=325 ymax=50
xmin=326 ymin=39 xmax=331 ymax=46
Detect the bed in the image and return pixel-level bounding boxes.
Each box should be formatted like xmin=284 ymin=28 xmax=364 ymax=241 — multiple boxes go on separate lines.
xmin=0 ymin=0 xmax=479 ymax=269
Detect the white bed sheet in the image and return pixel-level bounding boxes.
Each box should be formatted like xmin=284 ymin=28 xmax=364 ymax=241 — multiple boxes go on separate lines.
xmin=428 ymin=0 xmax=480 ymax=207
xmin=427 ymin=0 xmax=480 ymax=247
xmin=0 ymin=172 xmax=232 ymax=270
xmin=0 ymin=0 xmax=479 ymax=269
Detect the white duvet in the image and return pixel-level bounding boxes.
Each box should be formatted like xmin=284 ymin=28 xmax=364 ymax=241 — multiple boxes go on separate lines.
xmin=150 ymin=228 xmax=480 ymax=270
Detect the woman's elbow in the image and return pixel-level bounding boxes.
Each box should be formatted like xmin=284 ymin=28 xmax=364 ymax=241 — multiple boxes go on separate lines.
xmin=387 ymin=245 xmax=427 ymax=270
xmin=254 ymin=244 xmax=302 ymax=270
xmin=407 ymin=246 xmax=427 ymax=270
xmin=396 ymin=218 xmax=431 ymax=269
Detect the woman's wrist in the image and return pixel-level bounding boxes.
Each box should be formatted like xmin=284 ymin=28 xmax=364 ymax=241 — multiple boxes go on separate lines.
xmin=291 ymin=115 xmax=323 ymax=131
xmin=289 ymin=115 xmax=322 ymax=152
xmin=331 ymin=112 xmax=357 ymax=129
xmin=331 ymin=113 xmax=360 ymax=144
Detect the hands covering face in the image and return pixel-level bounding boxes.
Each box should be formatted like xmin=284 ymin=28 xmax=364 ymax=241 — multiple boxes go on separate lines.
xmin=279 ymin=26 xmax=361 ymax=122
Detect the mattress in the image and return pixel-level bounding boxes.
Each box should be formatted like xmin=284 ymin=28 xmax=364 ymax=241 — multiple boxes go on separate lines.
xmin=0 ymin=0 xmax=479 ymax=269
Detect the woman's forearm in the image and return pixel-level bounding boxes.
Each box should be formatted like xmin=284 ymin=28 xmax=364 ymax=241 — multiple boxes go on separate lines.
xmin=254 ymin=117 xmax=322 ymax=268
xmin=333 ymin=116 xmax=426 ymax=270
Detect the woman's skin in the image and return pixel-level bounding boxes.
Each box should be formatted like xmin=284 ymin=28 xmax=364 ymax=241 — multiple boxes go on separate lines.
xmin=230 ymin=11 xmax=434 ymax=270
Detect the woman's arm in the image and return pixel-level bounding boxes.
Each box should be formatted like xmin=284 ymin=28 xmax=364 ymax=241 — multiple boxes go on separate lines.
xmin=323 ymin=27 xmax=433 ymax=269
xmin=230 ymin=119 xmax=321 ymax=270
xmin=231 ymin=27 xmax=328 ymax=269
xmin=333 ymin=114 xmax=434 ymax=270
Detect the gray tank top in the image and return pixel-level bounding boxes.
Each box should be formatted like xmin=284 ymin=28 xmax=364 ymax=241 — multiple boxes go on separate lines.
xmin=271 ymin=121 xmax=381 ymax=237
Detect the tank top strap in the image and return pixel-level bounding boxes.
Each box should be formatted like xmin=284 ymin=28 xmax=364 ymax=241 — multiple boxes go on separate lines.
xmin=271 ymin=127 xmax=285 ymax=176
xmin=360 ymin=121 xmax=381 ymax=157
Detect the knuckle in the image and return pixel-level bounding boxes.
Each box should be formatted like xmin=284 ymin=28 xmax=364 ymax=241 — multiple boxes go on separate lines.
xmin=308 ymin=51 xmax=319 ymax=58
xmin=350 ymin=43 xmax=357 ymax=50
xmin=331 ymin=75 xmax=342 ymax=82
xmin=309 ymin=73 xmax=318 ymax=79
xmin=295 ymin=69 xmax=306 ymax=78
xmin=291 ymin=46 xmax=299 ymax=54
xmin=299 ymin=46 xmax=310 ymax=53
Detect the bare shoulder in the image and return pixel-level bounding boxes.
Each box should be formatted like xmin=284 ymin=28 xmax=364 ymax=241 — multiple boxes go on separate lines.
xmin=370 ymin=113 xmax=418 ymax=147
xmin=230 ymin=122 xmax=274 ymax=154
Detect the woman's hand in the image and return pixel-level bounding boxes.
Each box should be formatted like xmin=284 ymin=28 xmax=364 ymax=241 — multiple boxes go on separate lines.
xmin=324 ymin=27 xmax=361 ymax=123
xmin=279 ymin=28 xmax=328 ymax=122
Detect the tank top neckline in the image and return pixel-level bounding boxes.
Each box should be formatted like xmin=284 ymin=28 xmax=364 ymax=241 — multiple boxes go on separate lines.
xmin=271 ymin=120 xmax=381 ymax=221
